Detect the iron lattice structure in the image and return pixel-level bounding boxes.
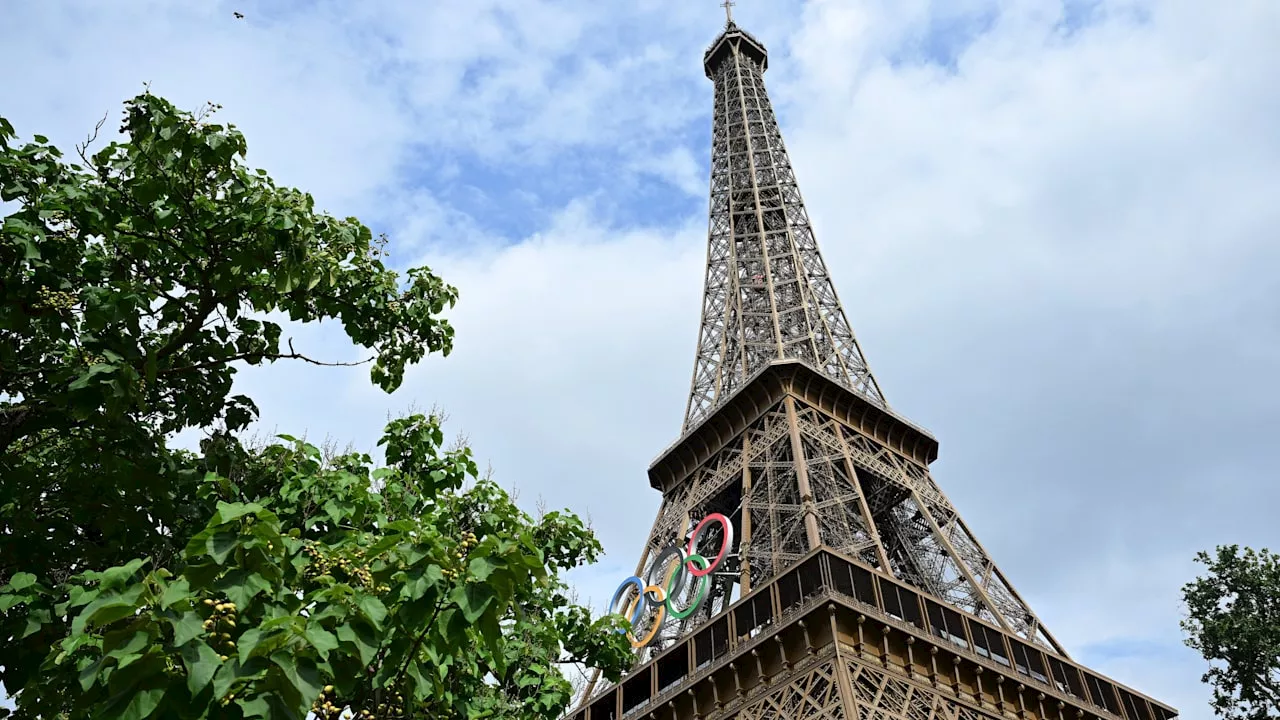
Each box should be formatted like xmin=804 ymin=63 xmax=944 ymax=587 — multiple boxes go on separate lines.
xmin=684 ymin=21 xmax=884 ymax=432
xmin=570 ymin=17 xmax=1176 ymax=720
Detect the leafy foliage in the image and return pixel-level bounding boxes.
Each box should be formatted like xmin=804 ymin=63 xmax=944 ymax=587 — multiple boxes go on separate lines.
xmin=0 ymin=92 xmax=456 ymax=588
xmin=1 ymin=418 xmax=631 ymax=719
xmin=0 ymin=95 xmax=633 ymax=718
xmin=1182 ymin=545 xmax=1280 ymax=720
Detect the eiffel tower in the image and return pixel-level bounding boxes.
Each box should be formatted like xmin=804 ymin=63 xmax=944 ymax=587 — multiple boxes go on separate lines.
xmin=570 ymin=8 xmax=1177 ymax=720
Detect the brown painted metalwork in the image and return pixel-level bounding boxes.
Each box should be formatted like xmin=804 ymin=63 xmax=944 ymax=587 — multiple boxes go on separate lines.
xmin=571 ymin=14 xmax=1177 ymax=720
xmin=571 ymin=549 xmax=1176 ymax=720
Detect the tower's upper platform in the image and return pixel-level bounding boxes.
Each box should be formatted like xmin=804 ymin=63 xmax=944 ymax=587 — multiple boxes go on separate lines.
xmin=703 ymin=21 xmax=769 ymax=78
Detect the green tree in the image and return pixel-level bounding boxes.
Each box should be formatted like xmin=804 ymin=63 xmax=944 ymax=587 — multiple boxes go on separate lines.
xmin=0 ymin=92 xmax=455 ymax=587
xmin=0 ymin=94 xmax=631 ymax=718
xmin=1182 ymin=545 xmax=1280 ymax=720
xmin=2 ymin=417 xmax=631 ymax=719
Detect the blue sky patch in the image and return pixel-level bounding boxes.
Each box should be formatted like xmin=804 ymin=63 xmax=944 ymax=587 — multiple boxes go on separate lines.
xmin=889 ymin=6 xmax=1001 ymax=72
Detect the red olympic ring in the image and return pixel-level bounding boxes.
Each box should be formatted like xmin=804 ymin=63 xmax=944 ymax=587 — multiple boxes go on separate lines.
xmin=685 ymin=513 xmax=732 ymax=577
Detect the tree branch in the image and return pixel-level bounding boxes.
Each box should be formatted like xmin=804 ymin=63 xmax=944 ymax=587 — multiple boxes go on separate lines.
xmin=157 ymin=339 xmax=372 ymax=375
xmin=73 ymin=114 xmax=107 ymax=164
xmin=151 ymin=286 xmax=219 ymax=362
xmin=392 ymin=597 xmax=446 ymax=691
xmin=0 ymin=404 xmax=36 ymax=458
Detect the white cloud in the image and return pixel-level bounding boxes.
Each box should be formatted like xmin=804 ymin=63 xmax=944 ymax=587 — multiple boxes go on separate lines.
xmin=5 ymin=1 xmax=1280 ymax=718
xmin=629 ymin=145 xmax=706 ymax=197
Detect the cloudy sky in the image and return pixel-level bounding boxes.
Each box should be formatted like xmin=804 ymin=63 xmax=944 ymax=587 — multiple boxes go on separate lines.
xmin=4 ymin=0 xmax=1279 ymax=717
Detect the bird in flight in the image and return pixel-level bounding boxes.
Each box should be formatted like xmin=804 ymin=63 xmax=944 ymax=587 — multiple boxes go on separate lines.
xmin=233 ymin=11 xmax=244 ymax=19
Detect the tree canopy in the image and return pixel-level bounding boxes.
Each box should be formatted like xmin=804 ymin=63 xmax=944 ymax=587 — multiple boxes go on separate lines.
xmin=0 ymin=93 xmax=631 ymax=719
xmin=1182 ymin=545 xmax=1280 ymax=720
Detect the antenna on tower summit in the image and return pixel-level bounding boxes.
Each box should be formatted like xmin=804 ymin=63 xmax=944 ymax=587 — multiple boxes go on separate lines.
xmin=721 ymin=0 xmax=735 ymax=25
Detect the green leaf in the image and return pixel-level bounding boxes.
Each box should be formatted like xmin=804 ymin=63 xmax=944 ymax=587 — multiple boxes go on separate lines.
xmin=159 ymin=577 xmax=191 ymax=609
xmin=55 ymin=631 xmax=94 ymax=665
xmin=78 ymin=656 xmax=106 ymax=691
xmin=142 ymin=345 xmax=157 ymax=385
xmin=170 ymin=611 xmax=204 ymax=646
xmin=243 ymin=571 xmax=274 ymax=600
xmin=210 ymin=656 xmax=239 ymax=700
xmin=182 ymin=641 xmax=223 ymax=696
xmin=271 ymin=652 xmax=324 ymax=708
xmin=67 ymin=362 xmax=116 ymax=390
xmin=79 ymin=585 xmax=145 ymax=629
xmin=105 ymin=630 xmax=149 ymax=659
xmin=22 ymin=608 xmax=50 ymax=638
xmin=237 ymin=696 xmax=272 ymax=718
xmin=207 ymin=531 xmax=238 ymax=564
xmin=17 ymin=236 xmax=40 ymax=260
xmin=7 ymin=572 xmax=36 ymax=591
xmin=118 ymin=687 xmax=164 ymax=720
xmin=336 ymin=622 xmax=377 ymax=665
xmin=236 ymin=627 xmax=263 ymax=664
xmin=357 ymin=595 xmax=387 ymax=630
xmin=275 ymin=269 xmax=294 ymax=293
xmin=67 ymin=584 xmax=100 ymax=609
xmin=365 ymin=534 xmax=403 ymax=559
xmin=99 ymin=558 xmax=146 ymax=590
xmin=405 ymin=660 xmax=431 ymax=701
xmin=303 ymin=623 xmax=338 ymax=659
xmin=221 ymin=568 xmax=273 ymax=609
xmin=213 ymin=501 xmax=265 ymax=525
xmin=450 ymin=583 xmax=495 ymax=624
xmin=468 ymin=556 xmax=499 ymax=582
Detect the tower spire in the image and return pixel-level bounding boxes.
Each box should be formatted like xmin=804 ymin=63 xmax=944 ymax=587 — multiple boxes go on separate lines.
xmin=721 ymin=0 xmax=734 ymax=25
xmin=685 ymin=18 xmax=884 ymax=433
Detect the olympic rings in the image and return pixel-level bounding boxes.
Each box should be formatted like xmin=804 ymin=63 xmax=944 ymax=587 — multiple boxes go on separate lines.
xmin=609 ymin=513 xmax=735 ymax=648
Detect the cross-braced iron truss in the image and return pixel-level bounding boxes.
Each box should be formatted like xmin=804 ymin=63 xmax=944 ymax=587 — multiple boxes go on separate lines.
xmin=684 ymin=23 xmax=885 ymax=433
xmin=630 ymin=393 xmax=1063 ymax=663
xmin=731 ymin=656 xmax=1002 ymax=720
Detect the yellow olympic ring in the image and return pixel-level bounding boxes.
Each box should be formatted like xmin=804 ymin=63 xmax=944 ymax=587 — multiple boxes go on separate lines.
xmin=622 ymin=585 xmax=668 ymax=648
